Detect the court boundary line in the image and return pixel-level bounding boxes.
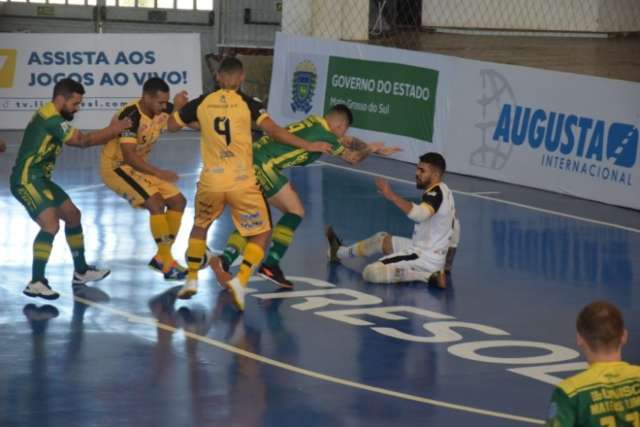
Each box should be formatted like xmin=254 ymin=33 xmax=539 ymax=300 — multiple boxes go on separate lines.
xmin=318 ymin=161 xmax=640 ymax=234
xmin=68 ymin=292 xmax=545 ymax=425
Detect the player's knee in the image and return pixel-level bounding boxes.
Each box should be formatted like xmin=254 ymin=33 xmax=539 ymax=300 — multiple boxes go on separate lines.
xmin=145 ymin=194 xmax=165 ymax=214
xmin=167 ymin=193 xmax=187 ymax=212
xmin=64 ymin=206 xmax=81 ymax=225
xmin=362 ymin=262 xmax=389 ymax=283
xmin=289 ymin=206 xmax=305 ymax=218
xmin=42 ymin=222 xmax=60 ymax=235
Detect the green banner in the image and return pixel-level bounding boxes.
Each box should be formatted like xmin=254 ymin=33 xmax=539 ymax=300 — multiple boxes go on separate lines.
xmin=324 ymin=56 xmax=439 ymax=142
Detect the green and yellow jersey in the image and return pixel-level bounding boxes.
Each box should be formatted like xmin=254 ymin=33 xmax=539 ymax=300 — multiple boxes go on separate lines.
xmin=253 ymin=115 xmax=344 ymax=169
xmin=546 ymin=362 xmax=640 ymax=427
xmin=10 ymin=102 xmax=77 ymax=187
xmin=252 ymin=114 xmax=344 ymax=198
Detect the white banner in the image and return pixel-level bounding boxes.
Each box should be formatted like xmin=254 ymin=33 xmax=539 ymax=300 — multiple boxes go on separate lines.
xmin=269 ymin=32 xmax=640 ymax=210
xmin=268 ymin=32 xmax=452 ymax=163
xmin=0 ymin=33 xmax=202 ymax=129
xmin=446 ymin=60 xmax=640 ymax=210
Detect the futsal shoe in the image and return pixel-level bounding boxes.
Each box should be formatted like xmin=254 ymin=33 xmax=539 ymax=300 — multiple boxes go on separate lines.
xmin=23 ymin=279 xmax=60 ymax=300
xmin=226 ymin=278 xmax=246 ymax=311
xmin=258 ymin=264 xmax=294 ymax=289
xmin=177 ymin=279 xmax=198 ymax=300
xmin=210 ymin=256 xmax=232 ymax=289
xmin=163 ymin=262 xmax=187 ymax=281
xmin=72 ymin=265 xmax=110 ymax=285
xmin=148 ymin=256 xmax=164 ymax=273
xmin=325 ymin=226 xmax=343 ymax=263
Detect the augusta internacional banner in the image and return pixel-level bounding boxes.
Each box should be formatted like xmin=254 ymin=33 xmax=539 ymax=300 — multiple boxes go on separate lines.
xmin=444 ymin=59 xmax=640 ymax=211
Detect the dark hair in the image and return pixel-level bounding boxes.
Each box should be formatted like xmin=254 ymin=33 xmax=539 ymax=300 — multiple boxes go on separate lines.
xmin=419 ymin=152 xmax=446 ymax=173
xmin=577 ymin=301 xmax=625 ymax=352
xmin=218 ymin=57 xmax=244 ymax=74
xmin=52 ymin=78 xmax=85 ymax=100
xmin=143 ymin=77 xmax=170 ymax=95
xmin=327 ymin=104 xmax=353 ymax=126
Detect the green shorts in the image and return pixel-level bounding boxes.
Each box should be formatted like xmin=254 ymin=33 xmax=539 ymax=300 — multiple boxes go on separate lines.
xmin=253 ymin=162 xmax=288 ymax=199
xmin=11 ymin=179 xmax=70 ymax=220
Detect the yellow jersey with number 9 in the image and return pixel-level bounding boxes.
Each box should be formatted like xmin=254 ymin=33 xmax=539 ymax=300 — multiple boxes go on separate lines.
xmin=173 ymin=89 xmax=269 ymax=192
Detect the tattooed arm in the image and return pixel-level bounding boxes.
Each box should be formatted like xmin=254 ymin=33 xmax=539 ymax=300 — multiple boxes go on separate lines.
xmin=340 ymin=136 xmax=402 ymax=165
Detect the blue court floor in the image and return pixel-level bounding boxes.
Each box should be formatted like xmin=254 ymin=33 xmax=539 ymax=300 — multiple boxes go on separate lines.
xmin=0 ymin=131 xmax=639 ymax=427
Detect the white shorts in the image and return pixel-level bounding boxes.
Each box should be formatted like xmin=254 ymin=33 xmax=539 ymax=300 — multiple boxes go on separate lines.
xmin=381 ymin=236 xmax=446 ymax=274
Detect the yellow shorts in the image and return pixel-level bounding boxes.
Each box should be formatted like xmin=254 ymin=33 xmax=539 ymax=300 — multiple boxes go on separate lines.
xmin=101 ymin=164 xmax=181 ymax=208
xmin=194 ymin=181 xmax=271 ymax=236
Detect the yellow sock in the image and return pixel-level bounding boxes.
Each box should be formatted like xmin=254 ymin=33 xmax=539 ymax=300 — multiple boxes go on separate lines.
xmin=165 ymin=210 xmax=183 ymax=243
xmin=236 ymin=242 xmax=264 ymax=286
xmin=186 ymin=238 xmax=206 ymax=280
xmin=150 ymin=214 xmax=174 ymax=270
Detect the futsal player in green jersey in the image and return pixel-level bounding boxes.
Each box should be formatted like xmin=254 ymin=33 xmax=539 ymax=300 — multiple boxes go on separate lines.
xmin=210 ymin=104 xmax=400 ymax=288
xmin=545 ymin=301 xmax=640 ymax=427
xmin=10 ymin=78 xmax=132 ymax=300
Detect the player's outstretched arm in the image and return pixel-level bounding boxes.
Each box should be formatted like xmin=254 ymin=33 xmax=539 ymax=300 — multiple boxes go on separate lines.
xmin=65 ymin=116 xmax=132 ymax=148
xmin=375 ymin=177 xmax=413 ymax=214
xmin=0 ymin=138 xmax=6 ymax=153
xmin=167 ymin=114 xmax=185 ymax=132
xmin=340 ymin=137 xmax=402 ymax=164
xmin=259 ymin=117 xmax=333 ymax=155
xmin=166 ymin=90 xmax=200 ymax=133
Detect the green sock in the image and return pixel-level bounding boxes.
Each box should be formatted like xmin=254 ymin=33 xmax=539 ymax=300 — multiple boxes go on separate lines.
xmin=65 ymin=225 xmax=88 ymax=273
xmin=220 ymin=231 xmax=248 ymax=269
xmin=264 ymin=213 xmax=302 ymax=267
xmin=32 ymin=231 xmax=55 ymax=282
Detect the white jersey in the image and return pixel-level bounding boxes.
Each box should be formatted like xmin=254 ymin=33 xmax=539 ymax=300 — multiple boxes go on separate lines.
xmin=411 ymin=182 xmax=455 ymax=256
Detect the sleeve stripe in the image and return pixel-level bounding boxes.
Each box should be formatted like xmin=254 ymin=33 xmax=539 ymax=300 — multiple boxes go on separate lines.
xmin=62 ymin=128 xmax=77 ymax=143
xmin=173 ymin=110 xmax=186 ymax=127
xmin=119 ymin=137 xmax=137 ymax=144
xmin=420 ymin=202 xmax=435 ymax=214
xmin=256 ymin=113 xmax=269 ymax=126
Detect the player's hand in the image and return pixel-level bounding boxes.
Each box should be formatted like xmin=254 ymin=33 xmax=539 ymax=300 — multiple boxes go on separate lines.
xmin=173 ymin=91 xmax=189 ymax=111
xmin=376 ymin=146 xmax=403 ymax=156
xmin=375 ymin=177 xmax=394 ymax=199
xmin=0 ymin=139 xmax=6 ymax=153
xmin=156 ymin=169 xmax=179 ymax=182
xmin=110 ymin=116 xmax=132 ymax=133
xmin=307 ymin=141 xmax=333 ymax=155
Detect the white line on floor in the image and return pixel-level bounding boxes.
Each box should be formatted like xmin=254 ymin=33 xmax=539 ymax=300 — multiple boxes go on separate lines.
xmin=66 ymin=291 xmax=545 ymax=425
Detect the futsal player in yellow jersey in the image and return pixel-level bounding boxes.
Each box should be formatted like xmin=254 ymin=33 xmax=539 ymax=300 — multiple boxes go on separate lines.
xmin=101 ymin=78 xmax=190 ymax=280
xmin=545 ymin=301 xmax=640 ymax=427
xmin=169 ymin=57 xmax=333 ymax=310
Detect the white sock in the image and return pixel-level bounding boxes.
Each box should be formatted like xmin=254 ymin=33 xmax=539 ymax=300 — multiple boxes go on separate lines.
xmin=337 ymin=246 xmax=353 ymax=259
